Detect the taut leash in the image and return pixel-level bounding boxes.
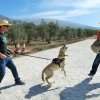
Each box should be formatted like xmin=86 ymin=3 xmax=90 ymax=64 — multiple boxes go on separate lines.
xmin=14 ymin=51 xmax=51 ymax=60
xmin=20 ymin=54 xmax=51 ymax=60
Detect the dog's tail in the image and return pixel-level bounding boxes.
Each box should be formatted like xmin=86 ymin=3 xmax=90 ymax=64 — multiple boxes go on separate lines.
xmin=42 ymin=70 xmax=45 ymax=82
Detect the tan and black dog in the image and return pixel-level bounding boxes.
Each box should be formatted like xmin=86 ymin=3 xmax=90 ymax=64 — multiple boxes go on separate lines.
xmin=41 ymin=44 xmax=68 ymax=85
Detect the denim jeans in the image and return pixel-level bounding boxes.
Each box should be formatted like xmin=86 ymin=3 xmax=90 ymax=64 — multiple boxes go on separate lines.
xmin=90 ymin=53 xmax=100 ymax=75
xmin=0 ymin=57 xmax=20 ymax=83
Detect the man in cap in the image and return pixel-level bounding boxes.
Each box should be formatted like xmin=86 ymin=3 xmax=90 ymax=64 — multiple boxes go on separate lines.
xmin=0 ymin=20 xmax=25 ymax=93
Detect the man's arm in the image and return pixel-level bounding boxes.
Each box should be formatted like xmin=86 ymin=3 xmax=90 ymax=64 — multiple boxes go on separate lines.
xmin=0 ymin=36 xmax=7 ymax=59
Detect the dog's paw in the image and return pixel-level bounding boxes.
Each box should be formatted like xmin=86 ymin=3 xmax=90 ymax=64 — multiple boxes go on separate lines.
xmin=51 ymin=81 xmax=55 ymax=84
xmin=46 ymin=83 xmax=52 ymax=88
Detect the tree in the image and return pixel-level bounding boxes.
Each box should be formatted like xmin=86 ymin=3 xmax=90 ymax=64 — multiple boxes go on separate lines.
xmin=47 ymin=21 xmax=58 ymax=43
xmin=36 ymin=20 xmax=48 ymax=41
xmin=23 ymin=22 xmax=36 ymax=43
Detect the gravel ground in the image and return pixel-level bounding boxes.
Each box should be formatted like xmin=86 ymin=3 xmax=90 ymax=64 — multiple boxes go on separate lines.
xmin=0 ymin=39 xmax=100 ymax=100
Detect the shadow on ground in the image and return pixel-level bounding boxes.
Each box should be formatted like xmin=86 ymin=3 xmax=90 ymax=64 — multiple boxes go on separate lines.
xmin=25 ymin=83 xmax=59 ymax=99
xmin=59 ymin=77 xmax=100 ymax=100
xmin=0 ymin=84 xmax=16 ymax=90
xmin=25 ymin=83 xmax=50 ymax=99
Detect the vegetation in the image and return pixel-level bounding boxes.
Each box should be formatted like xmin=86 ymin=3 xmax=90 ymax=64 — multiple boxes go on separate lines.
xmin=7 ymin=20 xmax=97 ymax=44
xmin=6 ymin=20 xmax=98 ymax=52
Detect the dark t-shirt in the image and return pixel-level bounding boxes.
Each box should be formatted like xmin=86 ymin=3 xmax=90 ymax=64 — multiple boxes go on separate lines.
xmin=0 ymin=33 xmax=8 ymax=56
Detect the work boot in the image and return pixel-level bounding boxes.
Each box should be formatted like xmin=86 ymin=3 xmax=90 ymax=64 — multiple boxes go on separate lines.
xmin=15 ymin=80 xmax=25 ymax=85
xmin=88 ymin=73 xmax=94 ymax=77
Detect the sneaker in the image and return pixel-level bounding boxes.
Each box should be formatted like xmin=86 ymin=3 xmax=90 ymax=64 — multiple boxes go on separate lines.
xmin=15 ymin=80 xmax=25 ymax=85
xmin=88 ymin=73 xmax=94 ymax=77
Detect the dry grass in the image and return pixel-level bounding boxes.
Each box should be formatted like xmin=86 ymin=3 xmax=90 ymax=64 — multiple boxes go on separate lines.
xmin=8 ymin=38 xmax=89 ymax=54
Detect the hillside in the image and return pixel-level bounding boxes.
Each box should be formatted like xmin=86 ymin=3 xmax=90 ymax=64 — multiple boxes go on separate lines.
xmin=22 ymin=18 xmax=99 ymax=29
xmin=0 ymin=15 xmax=99 ymax=29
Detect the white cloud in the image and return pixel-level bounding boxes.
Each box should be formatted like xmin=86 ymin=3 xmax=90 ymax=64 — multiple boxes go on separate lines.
xmin=36 ymin=0 xmax=100 ymax=19
xmin=13 ymin=10 xmax=65 ymax=19
xmin=14 ymin=0 xmax=100 ymax=20
xmin=38 ymin=0 xmax=71 ymax=7
xmin=74 ymin=0 xmax=100 ymax=9
xmin=13 ymin=8 xmax=93 ymax=20
xmin=39 ymin=0 xmax=100 ymax=9
xmin=67 ymin=9 xmax=91 ymax=16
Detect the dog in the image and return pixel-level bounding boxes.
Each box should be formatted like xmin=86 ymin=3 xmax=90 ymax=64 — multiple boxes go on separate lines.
xmin=41 ymin=44 xmax=68 ymax=85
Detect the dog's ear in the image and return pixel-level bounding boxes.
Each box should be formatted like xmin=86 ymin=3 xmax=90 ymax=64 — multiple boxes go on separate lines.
xmin=63 ymin=44 xmax=68 ymax=49
xmin=66 ymin=47 xmax=68 ymax=49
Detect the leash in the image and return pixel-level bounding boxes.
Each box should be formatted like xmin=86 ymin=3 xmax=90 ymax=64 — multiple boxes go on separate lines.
xmin=20 ymin=54 xmax=51 ymax=60
xmin=14 ymin=51 xmax=68 ymax=61
xmin=20 ymin=54 xmax=68 ymax=60
xmin=14 ymin=51 xmax=52 ymax=60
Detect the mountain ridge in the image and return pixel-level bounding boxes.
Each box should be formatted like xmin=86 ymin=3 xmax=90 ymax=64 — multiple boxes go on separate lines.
xmin=0 ymin=15 xmax=99 ymax=29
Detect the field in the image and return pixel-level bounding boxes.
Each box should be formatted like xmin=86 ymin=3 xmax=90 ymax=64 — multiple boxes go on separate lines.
xmin=8 ymin=38 xmax=88 ymax=54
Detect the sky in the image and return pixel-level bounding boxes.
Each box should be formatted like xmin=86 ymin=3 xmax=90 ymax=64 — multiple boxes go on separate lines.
xmin=0 ymin=0 xmax=100 ymax=27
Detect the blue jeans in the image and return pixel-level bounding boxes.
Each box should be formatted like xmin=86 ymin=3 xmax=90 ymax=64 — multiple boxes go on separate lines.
xmin=0 ymin=57 xmax=20 ymax=83
xmin=90 ymin=53 xmax=100 ymax=75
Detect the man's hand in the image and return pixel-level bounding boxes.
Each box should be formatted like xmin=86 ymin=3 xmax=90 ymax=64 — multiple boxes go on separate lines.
xmin=0 ymin=53 xmax=6 ymax=59
xmin=7 ymin=48 xmax=14 ymax=55
xmin=9 ymin=51 xmax=14 ymax=55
